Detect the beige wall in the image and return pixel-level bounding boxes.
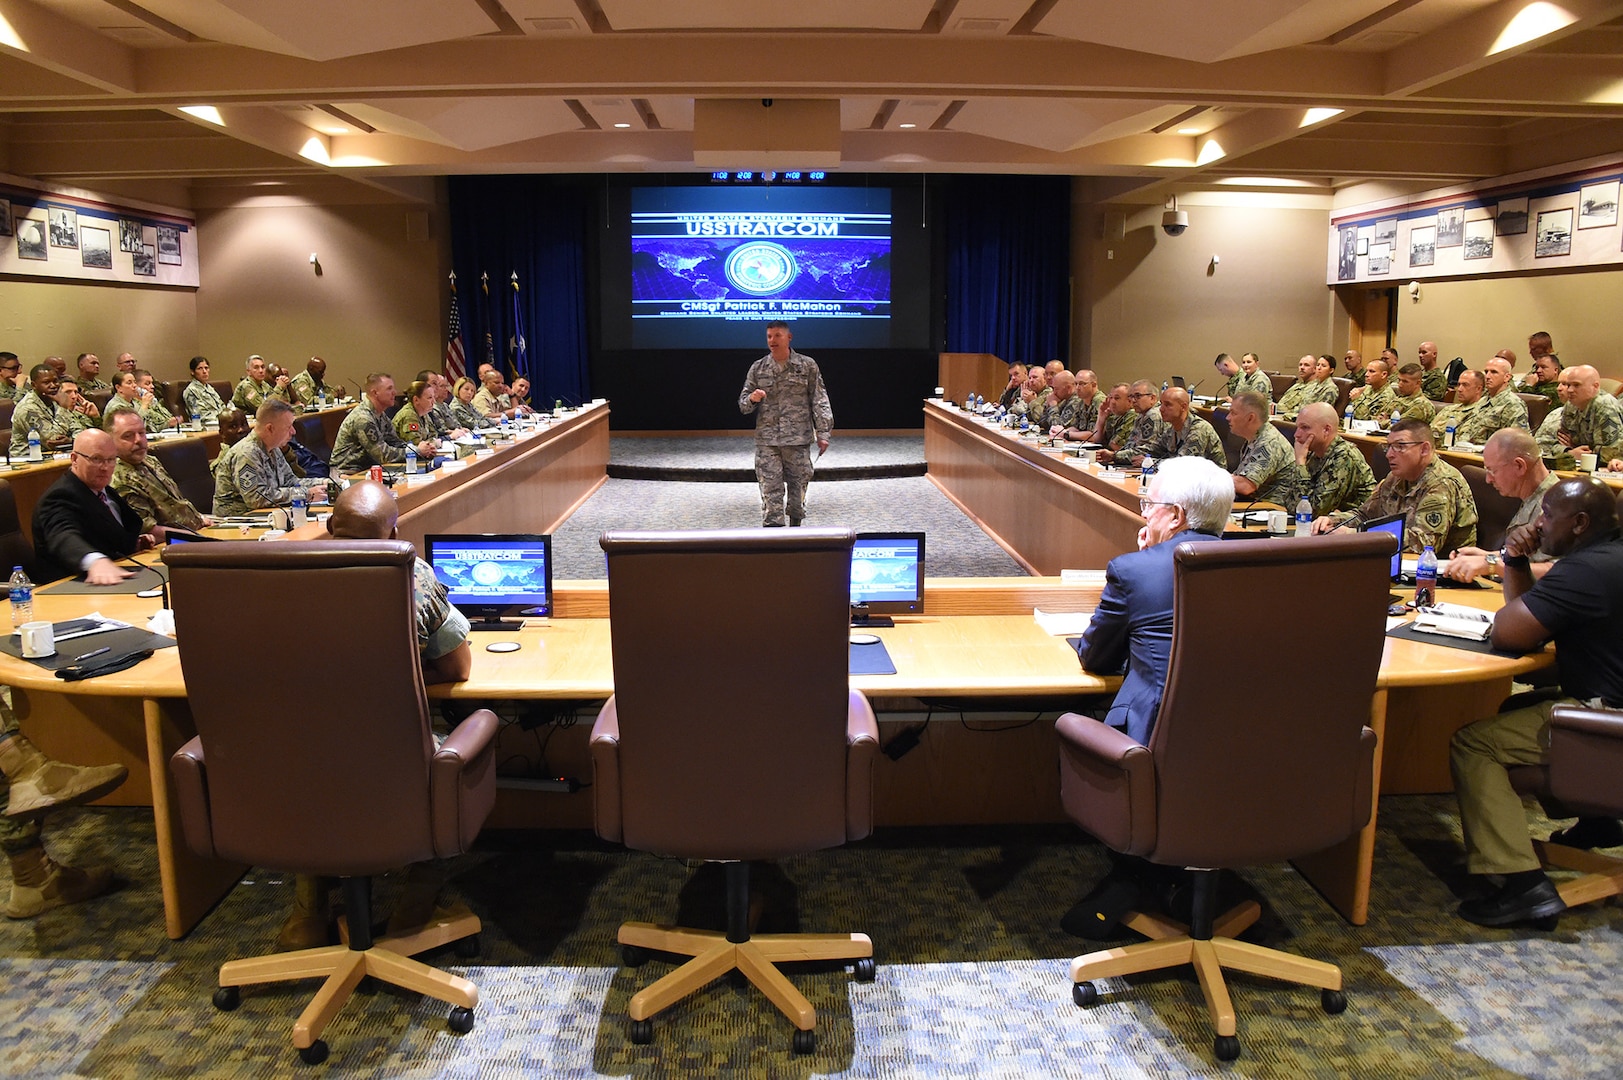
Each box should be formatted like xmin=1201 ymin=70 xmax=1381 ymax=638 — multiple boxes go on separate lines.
xmin=1381 ymin=269 xmax=1623 ymax=380
xmin=1076 ymin=195 xmax=1342 ymax=388
xmin=195 ymin=197 xmax=445 ymax=395
xmin=0 ymin=279 xmax=198 ymax=376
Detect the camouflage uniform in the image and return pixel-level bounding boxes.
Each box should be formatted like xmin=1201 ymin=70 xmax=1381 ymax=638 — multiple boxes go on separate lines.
xmin=1073 ymin=390 xmax=1107 ymax=433
xmin=1421 ymin=366 xmax=1448 ymax=401
xmin=1276 ymin=378 xmax=1339 ymax=419
xmin=1303 ymin=436 xmax=1376 ymax=516
xmin=1331 ymin=458 xmax=1478 ymax=554
xmin=1234 ymin=423 xmax=1304 ymax=507
xmin=1010 ymin=388 xmax=1051 ymax=420
xmin=1150 ymin=415 xmax=1227 ymax=467
xmin=287 ymin=371 xmax=333 ymax=410
xmin=1233 ymin=369 xmax=1273 ymax=399
xmin=1114 ymin=410 xmax=1169 ymax=467
xmin=1428 ymin=399 xmax=1482 ymax=443
xmin=9 ymin=392 xmax=76 ymax=456
xmin=0 ymin=381 xmax=20 ymax=402
xmin=412 ymin=558 xmax=470 ymax=661
xmin=1351 ymin=384 xmax=1397 ymax=423
xmin=430 ymin=401 xmax=458 ymax=434
xmin=451 ymin=398 xmax=492 ymax=431
xmin=1390 ymin=390 xmax=1436 ymax=424
xmin=1518 ymin=376 xmax=1560 ymax=405
xmin=182 ymin=379 xmax=225 ymax=422
xmin=77 ymin=376 xmax=111 ymax=395
xmin=393 ymin=406 xmax=435 ymax=443
xmin=1535 ymin=407 xmax=1565 ymax=457
xmin=1455 ymin=388 xmax=1529 ymax=445
xmin=330 ymin=399 xmax=411 ymax=474
xmin=739 ymin=348 xmax=832 ymax=526
xmin=231 ymin=376 xmax=288 ymax=414
xmin=213 ymin=435 xmax=308 ymax=515
xmin=1510 ymin=472 xmax=1560 ymax=566
xmin=103 ymin=396 xmax=175 ymax=433
xmin=1036 ymin=394 xmax=1088 ymax=432
xmin=1346 ymin=365 xmax=1367 ymax=389
xmin=0 ymin=699 xmax=41 ymax=856
xmin=112 ymin=455 xmax=206 ymax=533
xmin=1557 ymin=391 xmax=1623 ymax=460
xmin=1099 ymin=409 xmax=1135 ymax=449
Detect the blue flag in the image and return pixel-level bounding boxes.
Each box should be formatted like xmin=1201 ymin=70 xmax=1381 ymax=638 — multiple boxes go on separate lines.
xmin=508 ymin=272 xmax=529 ymax=382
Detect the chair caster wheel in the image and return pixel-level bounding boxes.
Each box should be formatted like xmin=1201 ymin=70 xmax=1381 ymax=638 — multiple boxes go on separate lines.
xmin=357 ymin=975 xmax=379 ymax=996
xmin=629 ymin=1018 xmax=653 ymax=1045
xmin=212 ymin=986 xmax=240 ymax=1012
xmin=454 ymin=934 xmax=481 ymax=960
xmin=792 ymin=1028 xmax=816 ymax=1055
xmin=1321 ymin=988 xmax=1347 ymax=1015
xmin=448 ymin=1006 xmax=475 ymax=1034
xmin=620 ymin=943 xmax=649 ymax=968
xmin=853 ymin=957 xmax=876 ymax=982
xmin=1073 ymin=981 xmax=1098 ymax=1007
xmin=299 ymin=1040 xmax=329 ymax=1066
xmin=727 ymin=969 xmax=747 ymax=990
xmin=1214 ymin=1035 xmax=1240 ymax=1062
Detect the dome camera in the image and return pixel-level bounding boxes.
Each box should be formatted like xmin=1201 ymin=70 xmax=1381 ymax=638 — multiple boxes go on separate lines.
xmin=1161 ymin=209 xmax=1189 ymax=237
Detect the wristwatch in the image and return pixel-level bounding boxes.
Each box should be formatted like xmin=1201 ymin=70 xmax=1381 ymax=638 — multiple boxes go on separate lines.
xmin=1485 ymin=551 xmax=1501 ymax=569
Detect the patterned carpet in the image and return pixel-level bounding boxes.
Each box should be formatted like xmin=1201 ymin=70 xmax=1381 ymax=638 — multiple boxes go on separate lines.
xmin=2 ymin=797 xmax=1619 ymax=1078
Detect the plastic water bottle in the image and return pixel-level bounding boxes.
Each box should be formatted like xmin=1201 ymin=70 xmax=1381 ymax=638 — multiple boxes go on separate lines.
xmin=26 ymin=429 xmax=41 ymax=462
xmin=290 ymin=492 xmax=307 ymax=529
xmin=1139 ymin=458 xmax=1156 ymax=496
xmin=8 ymin=566 xmax=32 ymax=629
xmin=1294 ymin=496 xmax=1313 ymax=537
xmin=404 ymin=445 xmax=418 ymax=475
xmin=1444 ymin=421 xmax=1457 ymax=448
xmin=1343 ymin=403 xmax=1354 ymax=430
xmin=1389 ymin=408 xmax=1402 ymax=430
xmin=1415 ymin=545 xmax=1438 ymax=608
xmin=190 ymin=409 xmax=201 ymax=431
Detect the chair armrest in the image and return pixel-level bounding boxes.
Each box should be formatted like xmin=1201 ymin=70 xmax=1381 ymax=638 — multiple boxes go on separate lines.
xmin=1549 ymin=705 xmax=1623 ymax=814
xmin=1351 ymin=726 xmax=1378 ymax=832
xmin=167 ymin=736 xmax=216 ymax=861
xmin=590 ymin=696 xmax=622 ymax=844
xmin=1055 ymin=712 xmax=1157 ymax=856
xmin=845 ymin=689 xmax=879 ymax=843
xmin=430 ymin=708 xmax=498 ymax=858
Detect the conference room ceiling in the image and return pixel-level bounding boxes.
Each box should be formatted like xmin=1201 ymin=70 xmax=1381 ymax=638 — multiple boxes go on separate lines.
xmin=0 ymin=0 xmax=1621 ymax=206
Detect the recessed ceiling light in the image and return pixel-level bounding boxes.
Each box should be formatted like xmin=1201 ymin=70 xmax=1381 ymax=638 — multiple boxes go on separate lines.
xmin=1176 ymin=127 xmax=1203 ymax=136
xmin=898 ymin=122 xmax=916 ymax=129
xmin=613 ymin=122 xmax=631 ymax=128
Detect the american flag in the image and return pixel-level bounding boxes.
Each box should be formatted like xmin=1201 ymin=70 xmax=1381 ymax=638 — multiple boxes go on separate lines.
xmin=443 ymin=277 xmax=467 ymax=381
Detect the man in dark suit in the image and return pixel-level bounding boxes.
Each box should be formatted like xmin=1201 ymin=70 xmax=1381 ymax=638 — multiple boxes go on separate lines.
xmin=32 ymin=429 xmax=154 ymax=585
xmin=1064 ymin=456 xmax=1233 ymax=937
xmin=1076 ymin=456 xmax=1233 ymax=744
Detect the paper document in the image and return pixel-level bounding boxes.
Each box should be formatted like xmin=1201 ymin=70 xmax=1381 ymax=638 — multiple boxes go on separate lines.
xmin=1411 ymin=603 xmax=1493 ymax=642
xmin=1034 ymin=607 xmax=1094 ymax=636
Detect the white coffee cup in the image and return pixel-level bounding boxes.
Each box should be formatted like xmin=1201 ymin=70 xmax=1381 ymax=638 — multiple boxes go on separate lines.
xmin=1079 ymin=449 xmax=1096 ymax=467
xmin=1267 ymin=510 xmax=1289 ymax=534
xmin=1579 ymin=452 xmax=1598 ymax=473
xmin=19 ymin=620 xmax=54 ymax=658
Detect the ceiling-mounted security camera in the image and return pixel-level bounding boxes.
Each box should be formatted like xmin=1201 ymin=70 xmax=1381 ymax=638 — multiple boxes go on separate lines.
xmin=1161 ymin=195 xmax=1188 ymax=237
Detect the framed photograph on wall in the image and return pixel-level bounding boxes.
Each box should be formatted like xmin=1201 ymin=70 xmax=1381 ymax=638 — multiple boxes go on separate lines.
xmin=15 ymin=216 xmax=46 ymax=260
xmin=0 ymin=198 xmax=12 ymax=238
xmin=1409 ymin=225 xmax=1435 ymax=267
xmin=1435 ymin=207 xmax=1464 ymax=247
xmin=1374 ymin=218 xmax=1396 ymax=245
xmin=1368 ymin=243 xmax=1391 ymax=275
xmin=1463 ymin=218 xmax=1494 ymax=260
xmin=1535 ymin=208 xmax=1573 ymax=258
xmin=80 ymin=226 xmax=112 ymax=269
xmin=48 ymin=207 xmax=77 ymax=249
xmin=1356 ymin=237 xmax=1369 ymax=256
xmin=1578 ymin=181 xmax=1618 ymax=229
xmin=1337 ymin=225 xmax=1357 ymax=280
xmin=156 ymin=225 xmax=181 ymax=266
xmin=132 ymin=242 xmax=157 ymax=277
xmin=1495 ymin=196 xmax=1529 ymax=235
xmin=119 ymin=218 xmax=143 ymax=253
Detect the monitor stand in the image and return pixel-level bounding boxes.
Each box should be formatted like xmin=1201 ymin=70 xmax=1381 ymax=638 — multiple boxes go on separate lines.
xmin=850 ymin=612 xmax=894 ymax=628
xmin=467 ymin=617 xmax=524 ymax=632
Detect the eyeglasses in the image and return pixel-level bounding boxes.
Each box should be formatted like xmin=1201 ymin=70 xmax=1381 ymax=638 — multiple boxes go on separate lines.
xmin=1383 ymin=441 xmax=1422 ymax=454
xmin=1139 ymin=499 xmax=1178 ymax=514
xmin=72 ymin=452 xmax=117 ymax=466
xmin=1130 ymin=392 xmax=1156 ymax=400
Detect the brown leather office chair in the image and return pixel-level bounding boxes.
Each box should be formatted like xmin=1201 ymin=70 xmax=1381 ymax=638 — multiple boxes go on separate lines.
xmin=148 ymin=436 xmax=216 ymax=515
xmin=292 ymin=413 xmax=333 ymax=464
xmin=591 ymin=528 xmax=878 ymax=1055
xmin=1458 ymin=462 xmax=1523 ymax=551
xmin=1060 ymin=533 xmax=1392 ymax=1062
xmin=166 ymin=540 xmax=498 ymax=1066
xmin=1331 ymin=376 xmax=1352 ymax=416
xmin=1509 ymin=704 xmax=1623 ymax=916
xmin=0 ymin=478 xmax=41 ymax=581
xmin=1518 ymin=392 xmax=1552 ymax=432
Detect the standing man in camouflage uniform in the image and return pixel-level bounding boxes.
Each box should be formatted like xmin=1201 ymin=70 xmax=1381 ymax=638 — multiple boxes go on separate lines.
xmin=739 ymin=321 xmax=832 ymax=528
xmin=1293 ymin=402 xmax=1375 ymax=516
xmin=108 ymin=411 xmax=211 ymax=537
xmin=231 ymin=354 xmax=290 ymax=413
xmin=1456 ymin=357 xmax=1530 ymax=445
xmin=330 ymin=372 xmax=436 ymax=475
xmin=213 ymin=400 xmax=325 ymax=515
xmin=1313 ymin=418 xmax=1478 ymax=553
xmin=1228 ymin=391 xmax=1303 ymax=507
xmin=1149 ymin=387 xmax=1227 ymax=466
xmin=1554 ymin=364 xmax=1623 ymax=462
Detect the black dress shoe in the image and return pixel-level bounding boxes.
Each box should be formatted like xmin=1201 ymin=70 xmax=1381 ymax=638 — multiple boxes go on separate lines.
xmin=1548 ymin=817 xmax=1623 ymax=850
xmin=1457 ymin=876 xmax=1566 ymax=929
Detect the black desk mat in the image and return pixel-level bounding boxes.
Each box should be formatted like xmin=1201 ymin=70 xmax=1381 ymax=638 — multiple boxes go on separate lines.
xmin=1385 ymin=621 xmax=1528 ymax=658
xmin=0 ymin=624 xmax=176 ymax=672
xmin=849 ymin=639 xmax=897 ymax=676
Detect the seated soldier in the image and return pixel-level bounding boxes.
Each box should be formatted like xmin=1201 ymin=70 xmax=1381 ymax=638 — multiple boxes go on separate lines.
xmin=1429 ymin=369 xmax=1485 ymax=443
xmin=108 ymin=411 xmax=212 ymax=538
xmin=212 ymin=400 xmax=324 ymax=516
xmin=1455 ymin=356 xmax=1530 ymax=445
xmin=1391 ymin=363 xmax=1438 ymax=423
xmin=1088 ymin=382 xmax=1135 ymax=450
xmin=1313 ymin=418 xmax=1478 ymax=553
xmin=1148 ymin=386 xmax=1226 ymax=466
xmin=1275 ymin=354 xmax=1339 ymax=420
xmin=182 ymin=356 xmax=225 ymax=423
xmin=330 ymin=373 xmax=435 ymax=475
xmin=1099 ymin=380 xmax=1167 ymax=467
xmin=1227 ymin=390 xmax=1303 ymax=507
xmin=1293 ymin=402 xmax=1376 ymax=516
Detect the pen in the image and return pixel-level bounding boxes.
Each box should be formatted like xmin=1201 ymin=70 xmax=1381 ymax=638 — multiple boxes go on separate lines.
xmin=71 ymin=646 xmax=111 ymax=664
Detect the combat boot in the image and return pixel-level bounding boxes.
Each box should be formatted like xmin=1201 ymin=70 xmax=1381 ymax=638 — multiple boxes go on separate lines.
xmin=276 ymin=874 xmax=334 ymax=951
xmin=0 ymin=734 xmax=128 ymax=818
xmin=4 ymin=845 xmax=114 ymax=918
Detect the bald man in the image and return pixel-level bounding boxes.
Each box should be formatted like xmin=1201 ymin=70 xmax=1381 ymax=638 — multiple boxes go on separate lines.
xmin=1445 ymin=429 xmax=1556 ymax=583
xmin=1554 ymin=364 xmax=1623 ymax=461
xmin=1148 ymin=387 xmax=1226 ymax=466
xmin=1455 ymin=356 xmax=1530 ymax=445
xmin=1293 ymin=402 xmax=1375 ymax=516
xmin=1417 ymin=341 xmax=1448 ymax=401
xmin=32 ymin=429 xmax=154 ymax=584
xmin=1450 ymin=477 xmax=1623 ymax=926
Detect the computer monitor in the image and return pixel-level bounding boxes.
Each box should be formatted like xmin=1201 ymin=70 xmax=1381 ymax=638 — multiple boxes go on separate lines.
xmin=1361 ymin=514 xmax=1405 ymax=580
xmin=424 ymin=533 xmax=553 ymax=631
xmin=850 ymin=531 xmax=925 ymax=628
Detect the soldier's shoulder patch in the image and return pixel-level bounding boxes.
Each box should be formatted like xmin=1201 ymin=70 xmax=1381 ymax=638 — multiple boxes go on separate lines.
xmin=1425 ymin=510 xmax=1444 ymax=528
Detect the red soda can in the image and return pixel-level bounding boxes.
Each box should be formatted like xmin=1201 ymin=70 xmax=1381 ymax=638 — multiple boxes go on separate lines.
xmin=369 ymin=465 xmax=383 ymax=482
